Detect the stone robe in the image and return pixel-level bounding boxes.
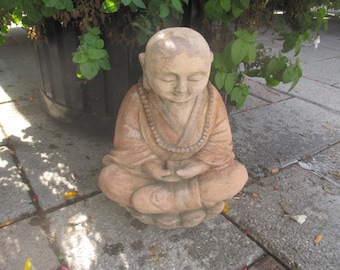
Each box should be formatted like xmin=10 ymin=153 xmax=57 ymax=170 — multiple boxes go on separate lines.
xmin=100 ymin=81 xmax=247 ymax=215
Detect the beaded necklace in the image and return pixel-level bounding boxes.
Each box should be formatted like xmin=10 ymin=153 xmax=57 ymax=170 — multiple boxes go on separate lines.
xmin=138 ymin=82 xmax=214 ymax=154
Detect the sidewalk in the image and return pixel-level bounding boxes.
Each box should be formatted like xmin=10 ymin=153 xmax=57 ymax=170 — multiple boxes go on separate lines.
xmin=0 ymin=18 xmax=339 ymax=270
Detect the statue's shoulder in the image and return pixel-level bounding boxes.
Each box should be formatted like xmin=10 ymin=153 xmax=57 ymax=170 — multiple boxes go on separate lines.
xmin=122 ymin=84 xmax=140 ymax=103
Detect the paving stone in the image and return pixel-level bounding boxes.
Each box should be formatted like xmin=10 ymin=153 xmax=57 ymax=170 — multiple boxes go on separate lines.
xmin=229 ymin=94 xmax=269 ymax=115
xmin=274 ymin=77 xmax=340 ymax=112
xmin=303 ymin=142 xmax=340 ymax=187
xmin=249 ymin=256 xmax=286 ymax=270
xmin=0 ymin=146 xmax=35 ymax=224
xmin=226 ymin=165 xmax=340 ymax=269
xmin=245 ymin=78 xmax=292 ymax=103
xmin=47 ymin=194 xmax=264 ymax=270
xmin=301 ymin=57 xmax=340 ymax=86
xmin=0 ymin=218 xmax=60 ymax=270
xmin=0 ymin=101 xmax=111 ymax=210
xmin=0 ymin=28 xmax=39 ymax=104
xmin=230 ymin=97 xmax=340 ymax=176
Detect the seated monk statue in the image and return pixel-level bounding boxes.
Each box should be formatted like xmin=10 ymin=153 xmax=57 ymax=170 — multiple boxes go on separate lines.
xmin=99 ymin=27 xmax=248 ymax=229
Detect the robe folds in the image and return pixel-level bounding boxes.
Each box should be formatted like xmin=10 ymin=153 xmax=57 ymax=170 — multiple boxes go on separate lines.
xmin=102 ymin=81 xmax=236 ymax=179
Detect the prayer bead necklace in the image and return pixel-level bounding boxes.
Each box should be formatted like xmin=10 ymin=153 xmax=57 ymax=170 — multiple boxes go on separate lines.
xmin=138 ymin=81 xmax=214 ymax=153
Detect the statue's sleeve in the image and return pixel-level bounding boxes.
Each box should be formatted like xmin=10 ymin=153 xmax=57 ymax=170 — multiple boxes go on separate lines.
xmin=102 ymin=85 xmax=158 ymax=173
xmin=195 ymin=89 xmax=235 ymax=167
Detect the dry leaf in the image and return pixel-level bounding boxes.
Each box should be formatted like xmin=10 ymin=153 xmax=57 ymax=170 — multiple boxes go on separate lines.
xmin=29 ymin=96 xmax=34 ymax=102
xmin=331 ymin=171 xmax=340 ymax=179
xmin=223 ymin=203 xmax=230 ymax=214
xmin=0 ymin=219 xmax=16 ymax=228
xmin=271 ymin=168 xmax=280 ymax=175
xmin=63 ymin=191 xmax=78 ymax=199
xmin=314 ymin=234 xmax=323 ymax=244
xmin=9 ymin=150 xmax=15 ymax=156
xmin=252 ymin=193 xmax=259 ymax=198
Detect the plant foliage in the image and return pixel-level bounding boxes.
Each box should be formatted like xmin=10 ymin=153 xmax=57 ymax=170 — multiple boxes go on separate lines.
xmin=0 ymin=0 xmax=339 ymax=108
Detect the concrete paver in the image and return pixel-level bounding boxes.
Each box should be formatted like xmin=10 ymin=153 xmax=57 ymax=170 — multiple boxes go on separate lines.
xmin=275 ymin=77 xmax=340 ymax=112
xmin=0 ymin=218 xmax=60 ymax=270
xmin=0 ymin=101 xmax=109 ymax=209
xmin=227 ymin=164 xmax=340 ymax=269
xmin=0 ymin=146 xmax=35 ymax=224
xmin=48 ymin=194 xmax=264 ymax=270
xmin=231 ymin=97 xmax=340 ymax=176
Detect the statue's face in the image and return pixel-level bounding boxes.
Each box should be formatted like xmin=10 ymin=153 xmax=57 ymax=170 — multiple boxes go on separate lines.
xmin=144 ymin=52 xmax=212 ymax=103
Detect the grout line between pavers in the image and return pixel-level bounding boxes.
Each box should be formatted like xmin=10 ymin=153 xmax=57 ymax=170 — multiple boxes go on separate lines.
xmin=221 ymin=213 xmax=290 ymax=270
xmin=1 ymin=132 xmax=103 ymax=268
xmin=3 ymin=139 xmax=68 ymax=267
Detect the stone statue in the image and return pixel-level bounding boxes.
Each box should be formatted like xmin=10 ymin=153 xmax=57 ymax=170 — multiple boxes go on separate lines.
xmin=99 ymin=27 xmax=248 ymax=229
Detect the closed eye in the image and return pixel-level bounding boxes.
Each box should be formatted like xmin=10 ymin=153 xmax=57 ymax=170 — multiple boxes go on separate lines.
xmin=188 ymin=75 xmax=205 ymax=82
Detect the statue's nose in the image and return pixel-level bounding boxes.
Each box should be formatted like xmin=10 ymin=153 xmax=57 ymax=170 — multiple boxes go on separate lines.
xmin=174 ymin=80 xmax=187 ymax=93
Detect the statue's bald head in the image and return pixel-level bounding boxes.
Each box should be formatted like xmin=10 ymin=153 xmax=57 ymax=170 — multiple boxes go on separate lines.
xmin=144 ymin=27 xmax=211 ymax=59
xmin=139 ymin=28 xmax=213 ymax=90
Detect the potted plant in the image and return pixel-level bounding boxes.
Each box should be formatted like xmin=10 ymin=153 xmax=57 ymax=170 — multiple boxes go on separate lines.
xmin=0 ymin=0 xmax=337 ymax=130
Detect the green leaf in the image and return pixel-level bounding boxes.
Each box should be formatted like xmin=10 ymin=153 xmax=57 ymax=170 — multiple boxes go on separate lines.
xmin=121 ymin=0 xmax=131 ymax=6
xmin=230 ymin=84 xmax=248 ymax=109
xmin=282 ymin=32 xmax=299 ymax=53
xmin=87 ymin=49 xmax=108 ymax=60
xmin=266 ymin=77 xmax=280 ymax=87
xmin=41 ymin=6 xmax=54 ymax=17
xmin=244 ymin=43 xmax=256 ymax=63
xmin=222 ymin=41 xmax=237 ymax=71
xmin=224 ymin=72 xmax=238 ymax=95
xmin=231 ymin=39 xmax=249 ymax=65
xmin=282 ymin=66 xmax=297 ymax=83
xmin=171 ymin=0 xmax=184 ymax=13
xmin=42 ymin=0 xmax=55 ymax=8
xmin=204 ymin=0 xmax=223 ymax=21
xmin=220 ymin=0 xmax=230 ymax=12
xmin=101 ymin=0 xmax=119 ymax=13
xmin=213 ymin=52 xmax=226 ymax=70
xmin=294 ymin=36 xmax=303 ymax=56
xmin=87 ymin=27 xmax=101 ymax=36
xmin=98 ymin=59 xmax=111 ymax=71
xmin=315 ymin=7 xmax=326 ymax=24
xmin=240 ymin=0 xmax=249 ymax=8
xmin=96 ymin=39 xmax=104 ymax=49
xmin=234 ymin=30 xmax=255 ymax=43
xmin=159 ymin=4 xmax=170 ymax=18
xmin=132 ymin=0 xmax=146 ymax=9
xmin=72 ymin=52 xmax=88 ymax=64
xmin=1 ymin=0 xmax=21 ymax=10
xmin=63 ymin=0 xmax=74 ymax=12
xmin=265 ymin=58 xmax=278 ymax=76
xmin=231 ymin=6 xmax=243 ymax=18
xmin=80 ymin=62 xmax=100 ymax=80
xmin=83 ymin=34 xmax=98 ymax=46
xmin=215 ymin=71 xmax=226 ymax=89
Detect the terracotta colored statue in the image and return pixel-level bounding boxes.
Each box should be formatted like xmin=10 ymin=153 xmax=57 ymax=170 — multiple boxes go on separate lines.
xmin=99 ymin=27 xmax=248 ymax=229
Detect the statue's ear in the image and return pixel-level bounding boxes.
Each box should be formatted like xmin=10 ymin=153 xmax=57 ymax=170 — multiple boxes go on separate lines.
xmin=139 ymin=53 xmax=146 ymax=70
xmin=210 ymin=51 xmax=214 ymax=64
xmin=138 ymin=53 xmax=151 ymax=90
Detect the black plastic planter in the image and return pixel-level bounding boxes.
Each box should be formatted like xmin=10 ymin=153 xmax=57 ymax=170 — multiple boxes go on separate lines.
xmin=35 ymin=19 xmax=142 ymax=134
